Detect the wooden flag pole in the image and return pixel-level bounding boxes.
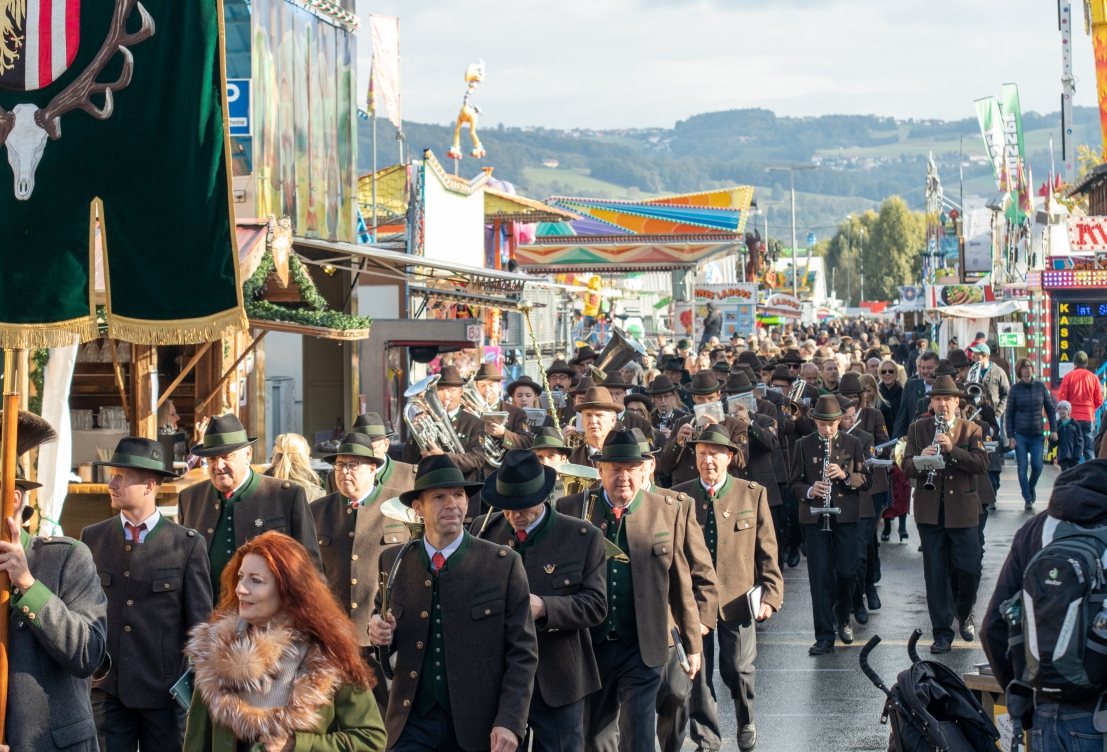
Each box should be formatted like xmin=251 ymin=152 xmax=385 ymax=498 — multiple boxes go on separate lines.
xmin=0 ymin=348 xmax=22 ymax=742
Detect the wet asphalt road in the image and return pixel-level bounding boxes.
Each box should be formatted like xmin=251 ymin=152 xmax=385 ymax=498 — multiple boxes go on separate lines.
xmin=685 ymin=461 xmax=1054 ymax=752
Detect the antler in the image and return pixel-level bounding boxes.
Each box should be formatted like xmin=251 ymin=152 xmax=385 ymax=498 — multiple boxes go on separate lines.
xmin=35 ymin=0 xmax=155 ymax=140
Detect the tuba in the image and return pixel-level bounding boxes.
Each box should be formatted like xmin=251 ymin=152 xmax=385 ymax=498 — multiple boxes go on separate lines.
xmin=556 ymin=463 xmax=600 ymax=497
xmin=403 ymin=375 xmax=467 ymax=456
xmin=587 ymin=326 xmax=648 ymax=382
xmin=459 ymin=375 xmax=506 ymax=468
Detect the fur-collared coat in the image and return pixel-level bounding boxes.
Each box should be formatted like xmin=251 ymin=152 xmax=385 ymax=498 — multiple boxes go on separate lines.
xmin=183 ymin=614 xmax=386 ymax=752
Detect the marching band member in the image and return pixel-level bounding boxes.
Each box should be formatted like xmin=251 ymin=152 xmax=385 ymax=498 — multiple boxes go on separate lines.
xmin=311 ymin=433 xmax=410 ymax=710
xmin=672 ymin=424 xmax=783 ymax=752
xmin=568 ymin=386 xmax=625 ymax=468
xmin=179 ymin=414 xmax=321 ymax=601
xmin=83 ymin=437 xmax=211 ymax=752
xmin=658 ymin=372 xmax=749 ymax=486
xmin=903 ymin=374 xmax=990 ymax=654
xmin=472 ymin=363 xmax=534 ymax=451
xmin=788 ymin=396 xmax=870 ymax=655
xmin=401 ymin=365 xmax=488 ymax=482
xmin=349 ymin=412 xmax=417 ymax=497
xmin=368 ymin=456 xmax=538 ymax=752
xmin=833 ymin=396 xmax=879 ymax=628
xmin=472 ymin=450 xmax=607 ymax=752
xmin=558 ymin=430 xmax=706 ymax=752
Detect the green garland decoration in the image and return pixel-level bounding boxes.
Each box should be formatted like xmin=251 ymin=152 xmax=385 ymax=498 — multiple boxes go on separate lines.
xmin=28 ymin=349 xmax=48 ymax=416
xmin=243 ymin=250 xmax=373 ymax=331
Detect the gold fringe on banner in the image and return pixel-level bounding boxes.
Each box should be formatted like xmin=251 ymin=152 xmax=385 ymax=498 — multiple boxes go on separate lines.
xmin=107 ymin=308 xmax=248 ymax=346
xmin=0 ymin=316 xmax=98 ymax=349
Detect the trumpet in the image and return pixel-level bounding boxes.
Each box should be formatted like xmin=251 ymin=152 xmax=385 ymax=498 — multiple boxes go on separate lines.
xmin=922 ymin=415 xmax=948 ymax=491
xmin=460 ymin=375 xmax=506 ymax=468
xmin=810 ymin=435 xmax=842 ymax=532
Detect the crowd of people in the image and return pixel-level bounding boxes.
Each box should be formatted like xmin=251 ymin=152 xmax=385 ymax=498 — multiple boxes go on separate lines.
xmin=2 ymin=318 xmax=1101 ymax=752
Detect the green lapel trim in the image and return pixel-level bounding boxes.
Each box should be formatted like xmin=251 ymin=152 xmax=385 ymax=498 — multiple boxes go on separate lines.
xmin=212 ymin=469 xmax=260 ymax=504
xmin=377 ymin=456 xmax=395 ymax=485
xmin=602 ymin=489 xmax=643 ymax=521
xmin=143 ymin=515 xmax=167 ymax=542
xmin=19 ymin=529 xmax=30 ymax=551
xmin=528 ymin=504 xmax=557 ymax=547
xmin=417 ymin=531 xmax=473 ymax=572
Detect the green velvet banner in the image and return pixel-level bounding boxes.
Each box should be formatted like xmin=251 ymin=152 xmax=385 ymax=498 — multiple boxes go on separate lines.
xmin=0 ymin=0 xmax=246 ymax=348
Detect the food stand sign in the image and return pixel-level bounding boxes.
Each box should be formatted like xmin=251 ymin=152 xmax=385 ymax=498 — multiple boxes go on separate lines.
xmin=997 ymin=322 xmax=1025 ymax=347
xmin=692 ymin=283 xmax=758 ymax=338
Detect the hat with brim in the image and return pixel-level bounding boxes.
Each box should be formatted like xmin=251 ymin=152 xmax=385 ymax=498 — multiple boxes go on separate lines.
xmin=770 ymin=365 xmax=793 ymax=385
xmin=481 ymin=450 xmax=558 ymax=511
xmin=473 ymin=363 xmax=506 ymax=382
xmin=812 ymin=395 xmax=844 ymax=421
xmin=686 ymin=424 xmax=741 ymax=454
xmin=399 ymin=455 xmax=484 ymax=506
xmin=685 ymin=371 xmax=724 ymax=396
xmin=947 ymin=349 xmax=972 ymax=369
xmin=723 ymin=371 xmax=753 ymax=395
xmin=645 ymin=374 xmax=680 ymax=394
xmin=190 ymin=414 xmax=257 ymax=457
xmin=506 ymin=375 xmax=544 ymax=397
xmin=734 ymin=363 xmax=758 ymax=384
xmin=11 ymin=464 xmax=41 ymax=492
xmin=0 ymin=409 xmax=57 ymax=490
xmin=837 ymin=372 xmax=864 ymax=396
xmin=779 ymin=349 xmax=805 ymax=365
xmin=629 ymin=427 xmax=659 ymax=456
xmin=737 ymin=351 xmax=764 ymax=370
xmin=94 ymin=436 xmax=179 ymax=479
xmin=569 ymin=377 xmax=597 ymax=398
xmin=933 ymin=359 xmax=957 ymax=378
xmin=710 ymin=361 xmax=731 ymax=375
xmin=834 ymin=394 xmax=857 ymax=412
xmin=624 ymin=393 xmax=655 ymax=414
xmin=595 ymin=429 xmax=648 ymax=464
xmin=571 ymin=346 xmax=599 ymax=366
xmin=578 ymin=387 xmax=622 ymax=413
xmin=323 ymin=433 xmax=386 ymax=466
xmin=435 ymin=365 xmax=465 ymax=388
xmin=531 ymin=427 xmax=572 ymax=456
xmin=547 ymin=359 xmax=577 ymax=378
xmin=600 ymin=372 xmax=628 ymax=391
xmin=928 ymin=374 xmax=967 ymax=398
xmin=352 ymin=412 xmax=394 ymax=439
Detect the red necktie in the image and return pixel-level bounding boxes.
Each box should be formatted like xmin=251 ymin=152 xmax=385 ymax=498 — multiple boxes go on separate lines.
xmin=349 ymin=498 xmax=360 ymax=509
xmin=125 ymin=522 xmax=147 ymax=543
xmin=224 ymin=491 xmax=233 ymax=500
xmin=431 ymin=552 xmax=446 ymax=573
xmin=516 ymin=529 xmax=528 ymax=543
xmin=612 ymin=507 xmax=626 ymax=522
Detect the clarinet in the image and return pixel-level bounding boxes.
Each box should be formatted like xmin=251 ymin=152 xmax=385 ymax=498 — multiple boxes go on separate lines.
xmin=922 ymin=416 xmax=947 ymax=491
xmin=811 ymin=435 xmax=843 ymax=532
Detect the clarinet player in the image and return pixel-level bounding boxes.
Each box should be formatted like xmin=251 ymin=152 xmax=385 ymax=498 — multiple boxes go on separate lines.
xmin=903 ymin=374 xmax=990 ymax=654
xmin=788 ymin=395 xmax=870 ymax=655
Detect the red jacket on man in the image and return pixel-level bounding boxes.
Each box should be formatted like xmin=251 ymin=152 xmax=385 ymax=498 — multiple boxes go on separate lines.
xmin=1057 ymin=366 xmax=1104 ymax=422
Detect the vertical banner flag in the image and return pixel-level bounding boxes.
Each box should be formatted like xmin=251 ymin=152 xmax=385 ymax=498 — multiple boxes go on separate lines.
xmin=1000 ymin=83 xmax=1031 ymax=219
xmin=975 ymin=96 xmax=1007 ymax=192
xmin=0 ymin=0 xmax=246 ymax=347
xmin=1090 ymin=0 xmax=1107 ymax=153
xmin=366 ymin=62 xmax=376 ymax=114
xmin=369 ymin=15 xmax=401 ymax=129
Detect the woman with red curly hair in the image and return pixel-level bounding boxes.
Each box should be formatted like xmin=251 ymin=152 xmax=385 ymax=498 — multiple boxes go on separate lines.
xmin=183 ymin=531 xmax=386 ymax=752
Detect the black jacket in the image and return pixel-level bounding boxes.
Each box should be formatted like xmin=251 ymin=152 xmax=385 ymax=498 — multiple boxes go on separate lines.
xmin=982 ymin=461 xmax=1107 ymax=693
xmin=1005 ymin=380 xmax=1057 ymax=438
xmin=892 ymin=377 xmax=927 ymax=439
xmin=1056 ymin=419 xmax=1085 ymax=461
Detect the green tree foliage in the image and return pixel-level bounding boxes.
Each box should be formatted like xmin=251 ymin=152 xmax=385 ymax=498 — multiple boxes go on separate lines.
xmin=822 ymin=197 xmax=923 ymax=304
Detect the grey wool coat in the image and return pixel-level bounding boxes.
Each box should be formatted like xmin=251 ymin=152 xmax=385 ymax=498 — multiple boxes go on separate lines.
xmin=7 ymin=531 xmax=107 ymax=752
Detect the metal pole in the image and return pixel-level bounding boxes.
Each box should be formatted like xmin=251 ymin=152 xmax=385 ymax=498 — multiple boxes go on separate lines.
xmin=0 ymin=348 xmax=22 ymax=741
xmin=790 ymin=171 xmax=797 ymax=299
xmin=371 ymin=111 xmax=378 ymax=242
xmin=846 ymin=223 xmax=852 ymax=309
xmin=859 ymin=229 xmax=865 ymax=303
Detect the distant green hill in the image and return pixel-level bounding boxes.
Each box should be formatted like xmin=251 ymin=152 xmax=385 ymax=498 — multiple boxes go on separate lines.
xmin=356 ymin=107 xmax=1100 ymax=243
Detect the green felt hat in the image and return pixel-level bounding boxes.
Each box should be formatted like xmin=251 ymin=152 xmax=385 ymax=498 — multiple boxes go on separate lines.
xmin=531 ymin=427 xmax=572 ymax=456
xmin=594 ymin=429 xmax=648 ymax=464
xmin=686 ymin=424 xmax=741 ymax=454
xmin=351 ymin=412 xmax=394 ymax=439
xmin=323 ymin=433 xmax=386 ymax=466
xmin=190 ymin=414 xmax=257 ymax=457
xmin=481 ymin=450 xmax=558 ymax=511
xmin=94 ymin=436 xmax=179 ymax=478
xmin=399 ymin=455 xmax=484 ymax=506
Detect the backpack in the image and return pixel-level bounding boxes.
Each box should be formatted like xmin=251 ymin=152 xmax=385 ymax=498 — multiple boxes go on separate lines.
xmin=1009 ymin=520 xmax=1107 ymax=703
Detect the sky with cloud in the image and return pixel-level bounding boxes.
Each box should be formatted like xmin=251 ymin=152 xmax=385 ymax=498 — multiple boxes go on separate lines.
xmin=353 ymin=0 xmax=1098 ymax=130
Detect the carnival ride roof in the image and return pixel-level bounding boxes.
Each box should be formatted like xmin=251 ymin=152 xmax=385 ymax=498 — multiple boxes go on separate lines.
xmin=485 ymin=187 xmax=581 ymax=223
xmin=516 ymin=186 xmax=753 ymax=272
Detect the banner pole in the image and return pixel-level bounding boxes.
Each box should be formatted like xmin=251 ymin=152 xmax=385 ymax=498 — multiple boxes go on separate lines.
xmin=0 ymin=348 xmax=22 ymax=743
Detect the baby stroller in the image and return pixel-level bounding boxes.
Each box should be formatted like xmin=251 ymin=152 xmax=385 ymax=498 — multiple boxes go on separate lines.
xmin=859 ymin=630 xmax=999 ymax=752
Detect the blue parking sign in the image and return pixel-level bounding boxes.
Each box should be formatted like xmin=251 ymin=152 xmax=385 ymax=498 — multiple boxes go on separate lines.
xmin=227 ymin=79 xmax=250 ymax=136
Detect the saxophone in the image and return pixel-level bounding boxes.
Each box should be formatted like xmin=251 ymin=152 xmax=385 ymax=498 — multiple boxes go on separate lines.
xmin=810 ymin=434 xmax=842 ymax=532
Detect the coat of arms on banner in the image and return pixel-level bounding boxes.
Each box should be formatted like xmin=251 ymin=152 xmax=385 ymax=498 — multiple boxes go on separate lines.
xmin=0 ymin=0 xmax=153 ymax=199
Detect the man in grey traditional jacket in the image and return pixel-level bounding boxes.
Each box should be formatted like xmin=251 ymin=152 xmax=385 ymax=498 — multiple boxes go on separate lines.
xmin=0 ymin=411 xmax=107 ymax=752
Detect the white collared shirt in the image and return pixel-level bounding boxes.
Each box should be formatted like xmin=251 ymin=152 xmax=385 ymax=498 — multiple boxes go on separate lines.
xmin=521 ymin=505 xmax=547 ymax=536
xmin=424 ymin=532 xmax=464 ymax=563
xmin=700 ymin=477 xmax=727 ymax=496
xmin=121 ymin=509 xmax=161 ymax=542
xmin=350 ymin=480 xmax=376 ymax=507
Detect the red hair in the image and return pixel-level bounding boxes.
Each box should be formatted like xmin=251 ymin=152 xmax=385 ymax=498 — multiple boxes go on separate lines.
xmin=214 ymin=531 xmax=374 ymax=688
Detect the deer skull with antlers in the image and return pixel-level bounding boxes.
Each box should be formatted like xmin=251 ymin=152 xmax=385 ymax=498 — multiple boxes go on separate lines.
xmin=0 ymin=0 xmax=154 ymax=200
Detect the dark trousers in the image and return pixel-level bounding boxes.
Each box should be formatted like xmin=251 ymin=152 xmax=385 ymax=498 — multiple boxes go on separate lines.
xmin=978 ymin=507 xmax=988 ymax=552
xmin=802 ymin=520 xmax=859 ymax=641
xmin=655 ymin=647 xmax=691 ymax=752
xmin=768 ymin=504 xmax=785 ymax=566
xmin=587 ymin=639 xmax=664 ymax=752
xmin=853 ymin=515 xmax=879 ymax=606
xmin=1077 ymin=419 xmax=1096 ymax=462
xmin=918 ymin=506 xmax=982 ymax=641
xmin=1059 ymin=457 xmax=1080 ymax=471
xmin=91 ymin=689 xmax=186 ymax=752
xmin=687 ymin=619 xmax=757 ymax=751
xmin=360 ymin=646 xmax=391 ymax=712
xmin=780 ymin=484 xmax=803 ymax=552
xmin=530 ymin=689 xmax=585 ymax=752
xmin=391 ymin=704 xmax=465 ymax=752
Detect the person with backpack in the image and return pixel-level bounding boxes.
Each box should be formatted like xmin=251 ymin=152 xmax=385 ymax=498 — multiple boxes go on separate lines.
xmin=982 ymin=460 xmax=1107 ymax=751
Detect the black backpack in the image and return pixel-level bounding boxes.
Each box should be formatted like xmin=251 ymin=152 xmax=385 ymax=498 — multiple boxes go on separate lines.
xmin=1008 ymin=520 xmax=1107 ymax=702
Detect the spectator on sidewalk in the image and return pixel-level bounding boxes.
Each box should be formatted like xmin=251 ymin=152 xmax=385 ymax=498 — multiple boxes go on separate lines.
xmin=1056 ymin=350 xmax=1103 ymax=462
xmin=1054 ymin=401 xmax=1084 ymax=472
xmin=1006 ymin=358 xmax=1058 ymax=510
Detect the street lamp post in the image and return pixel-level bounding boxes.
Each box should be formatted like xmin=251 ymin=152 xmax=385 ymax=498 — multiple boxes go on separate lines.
xmin=767 ymin=164 xmax=818 ymax=299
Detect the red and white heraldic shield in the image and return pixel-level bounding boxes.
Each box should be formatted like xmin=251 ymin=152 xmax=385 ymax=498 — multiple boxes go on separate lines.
xmin=0 ymin=0 xmax=81 ymax=92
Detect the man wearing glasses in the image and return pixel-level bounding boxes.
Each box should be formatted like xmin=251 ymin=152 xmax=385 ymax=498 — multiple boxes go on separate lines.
xmin=311 ymin=432 xmax=409 ymax=711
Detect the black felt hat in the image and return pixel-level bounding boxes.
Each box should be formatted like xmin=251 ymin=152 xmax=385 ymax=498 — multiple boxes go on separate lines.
xmin=190 ymin=414 xmax=257 ymax=457
xmin=571 ymin=346 xmax=599 ymax=365
xmin=645 ymin=375 xmax=680 ymax=395
xmin=399 ymin=455 xmax=484 ymax=506
xmin=94 ymin=436 xmax=179 ymax=478
xmin=595 ymin=429 xmax=649 ymax=464
xmin=723 ymin=371 xmax=754 ymax=395
xmin=435 ymin=366 xmax=465 ymax=388
xmin=779 ymin=348 xmax=805 ymax=365
xmin=687 ymin=423 xmax=741 ymax=454
xmin=837 ymin=372 xmax=864 ymax=395
xmin=506 ymin=375 xmax=544 ymax=397
xmin=473 ymin=363 xmax=507 ymax=382
xmin=323 ymin=433 xmax=386 ymax=466
xmin=351 ymin=412 xmax=394 ymax=439
xmin=547 ymin=359 xmax=577 ymax=377
xmin=481 ymin=450 xmax=558 ymax=511
xmin=624 ymin=393 xmax=655 ymax=414
xmin=685 ymin=371 xmax=724 ymax=396
xmin=629 ymin=427 xmax=659 ymax=456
